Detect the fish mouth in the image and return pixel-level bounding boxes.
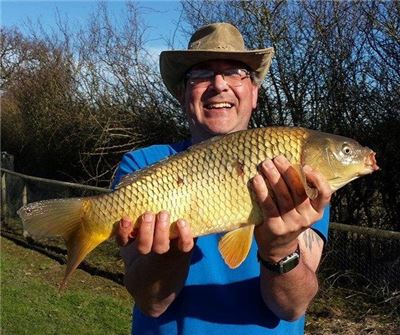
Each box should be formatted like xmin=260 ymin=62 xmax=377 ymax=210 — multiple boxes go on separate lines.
xmin=362 ymin=150 xmax=379 ymax=175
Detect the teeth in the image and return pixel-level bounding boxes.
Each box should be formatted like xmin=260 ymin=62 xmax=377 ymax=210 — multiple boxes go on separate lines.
xmin=206 ymin=102 xmax=233 ymax=109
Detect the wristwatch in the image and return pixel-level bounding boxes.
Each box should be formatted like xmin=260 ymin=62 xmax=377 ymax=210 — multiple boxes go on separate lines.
xmin=257 ymin=245 xmax=300 ymax=274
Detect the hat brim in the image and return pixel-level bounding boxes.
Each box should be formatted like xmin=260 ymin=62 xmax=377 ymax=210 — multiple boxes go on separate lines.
xmin=160 ymin=48 xmax=274 ymax=100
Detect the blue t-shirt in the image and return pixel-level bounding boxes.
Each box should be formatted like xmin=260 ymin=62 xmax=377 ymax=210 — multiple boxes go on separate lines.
xmin=113 ymin=142 xmax=330 ymax=335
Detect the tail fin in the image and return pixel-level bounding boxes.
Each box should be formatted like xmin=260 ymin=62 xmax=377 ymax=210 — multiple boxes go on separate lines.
xmin=18 ymin=198 xmax=104 ymax=288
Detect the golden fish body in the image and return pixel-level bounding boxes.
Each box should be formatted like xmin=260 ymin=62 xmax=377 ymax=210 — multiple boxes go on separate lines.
xmin=18 ymin=127 xmax=378 ymax=285
xmin=87 ymin=127 xmax=305 ymax=239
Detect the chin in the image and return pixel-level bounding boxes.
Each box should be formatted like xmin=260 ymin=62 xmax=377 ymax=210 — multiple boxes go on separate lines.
xmin=205 ymin=122 xmax=239 ymax=135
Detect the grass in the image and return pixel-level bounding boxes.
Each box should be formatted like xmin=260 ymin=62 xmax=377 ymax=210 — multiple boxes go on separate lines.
xmin=1 ymin=237 xmax=133 ymax=335
xmin=307 ymin=283 xmax=399 ymax=334
xmin=2 ymin=218 xmax=399 ymax=334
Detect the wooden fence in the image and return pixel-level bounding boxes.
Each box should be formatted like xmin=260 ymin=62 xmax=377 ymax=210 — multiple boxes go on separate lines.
xmin=1 ymin=167 xmax=400 ymax=291
xmin=2 ymin=167 xmax=399 ymax=239
xmin=1 ymin=168 xmax=109 ymax=220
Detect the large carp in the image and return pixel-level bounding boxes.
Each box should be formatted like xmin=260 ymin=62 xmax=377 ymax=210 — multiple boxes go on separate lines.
xmin=18 ymin=127 xmax=378 ymax=286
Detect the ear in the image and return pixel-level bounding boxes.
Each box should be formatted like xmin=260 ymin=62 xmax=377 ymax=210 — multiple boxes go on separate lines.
xmin=252 ymin=84 xmax=259 ymax=110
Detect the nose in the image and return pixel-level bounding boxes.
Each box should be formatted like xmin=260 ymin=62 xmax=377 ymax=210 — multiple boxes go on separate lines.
xmin=211 ymin=74 xmax=229 ymax=92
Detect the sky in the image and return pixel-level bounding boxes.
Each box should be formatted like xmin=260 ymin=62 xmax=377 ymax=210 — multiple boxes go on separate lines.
xmin=1 ymin=0 xmax=188 ymax=53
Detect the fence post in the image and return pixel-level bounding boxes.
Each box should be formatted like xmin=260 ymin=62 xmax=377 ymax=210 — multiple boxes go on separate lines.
xmin=21 ymin=182 xmax=30 ymax=239
xmin=1 ymin=172 xmax=7 ymax=223
xmin=22 ymin=183 xmax=28 ymax=206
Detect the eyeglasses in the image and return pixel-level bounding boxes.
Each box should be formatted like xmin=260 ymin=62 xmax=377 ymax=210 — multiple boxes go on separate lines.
xmin=185 ymin=68 xmax=252 ymax=88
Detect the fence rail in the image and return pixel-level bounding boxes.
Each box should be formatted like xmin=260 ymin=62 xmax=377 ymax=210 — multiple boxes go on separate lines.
xmin=2 ymin=168 xmax=399 ymax=239
xmin=330 ymin=222 xmax=400 ymax=240
xmin=1 ymin=168 xmax=110 ymax=192
xmin=1 ymin=168 xmax=399 ymax=292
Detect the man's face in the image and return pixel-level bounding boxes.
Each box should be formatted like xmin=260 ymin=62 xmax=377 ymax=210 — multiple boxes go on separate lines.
xmin=181 ymin=60 xmax=259 ymax=143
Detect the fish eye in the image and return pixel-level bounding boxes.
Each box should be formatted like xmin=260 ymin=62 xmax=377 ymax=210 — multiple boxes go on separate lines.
xmin=341 ymin=144 xmax=352 ymax=155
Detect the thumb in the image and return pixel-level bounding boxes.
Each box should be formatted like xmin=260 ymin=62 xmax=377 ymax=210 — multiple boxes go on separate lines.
xmin=115 ymin=217 xmax=135 ymax=247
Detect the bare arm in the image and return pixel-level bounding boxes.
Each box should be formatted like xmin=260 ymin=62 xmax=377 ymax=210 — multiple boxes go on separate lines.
xmin=116 ymin=211 xmax=194 ymax=317
xmin=258 ymin=229 xmax=324 ymax=321
xmin=252 ymin=155 xmax=331 ymax=321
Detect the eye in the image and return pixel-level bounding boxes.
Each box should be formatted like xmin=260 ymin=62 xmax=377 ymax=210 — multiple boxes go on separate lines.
xmin=186 ymin=69 xmax=213 ymax=81
xmin=224 ymin=69 xmax=241 ymax=79
xmin=342 ymin=144 xmax=352 ymax=155
xmin=224 ymin=68 xmax=250 ymax=78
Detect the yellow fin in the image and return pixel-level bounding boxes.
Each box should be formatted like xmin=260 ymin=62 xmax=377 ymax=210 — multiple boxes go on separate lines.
xmin=218 ymin=225 xmax=254 ymax=269
xmin=18 ymin=198 xmax=83 ymax=238
xmin=292 ymin=164 xmax=318 ymax=200
xmin=61 ymin=229 xmax=105 ymax=289
xmin=18 ymin=198 xmax=106 ymax=288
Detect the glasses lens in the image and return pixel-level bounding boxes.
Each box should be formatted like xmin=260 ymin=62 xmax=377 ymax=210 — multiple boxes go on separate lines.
xmin=186 ymin=68 xmax=250 ymax=87
xmin=186 ymin=70 xmax=213 ymax=86
xmin=224 ymin=69 xmax=249 ymax=87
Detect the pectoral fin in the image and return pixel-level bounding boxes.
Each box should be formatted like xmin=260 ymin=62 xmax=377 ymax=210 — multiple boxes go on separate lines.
xmin=294 ymin=164 xmax=319 ymax=200
xmin=218 ymin=225 xmax=254 ymax=269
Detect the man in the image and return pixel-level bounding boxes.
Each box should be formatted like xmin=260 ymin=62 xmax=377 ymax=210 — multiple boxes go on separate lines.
xmin=113 ymin=23 xmax=331 ymax=335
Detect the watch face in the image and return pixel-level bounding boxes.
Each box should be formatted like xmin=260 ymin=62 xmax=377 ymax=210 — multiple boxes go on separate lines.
xmin=280 ymin=253 xmax=300 ymax=273
xmin=257 ymin=247 xmax=300 ymax=274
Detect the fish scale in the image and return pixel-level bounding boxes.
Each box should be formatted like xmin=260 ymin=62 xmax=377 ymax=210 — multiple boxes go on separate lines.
xmin=86 ymin=127 xmax=308 ymax=238
xmin=18 ymin=126 xmax=378 ymax=286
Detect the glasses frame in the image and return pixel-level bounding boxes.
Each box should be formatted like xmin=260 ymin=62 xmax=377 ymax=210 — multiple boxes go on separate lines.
xmin=185 ymin=68 xmax=252 ymax=88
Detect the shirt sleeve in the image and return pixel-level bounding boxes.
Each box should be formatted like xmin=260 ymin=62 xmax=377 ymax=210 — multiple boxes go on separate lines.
xmin=311 ymin=205 xmax=330 ymax=242
xmin=111 ymin=151 xmax=141 ymax=190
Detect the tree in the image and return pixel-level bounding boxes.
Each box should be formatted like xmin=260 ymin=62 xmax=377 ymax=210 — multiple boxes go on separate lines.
xmin=180 ymin=0 xmax=399 ymax=230
xmin=1 ymin=2 xmax=187 ymax=186
xmin=1 ymin=27 xmax=84 ymax=179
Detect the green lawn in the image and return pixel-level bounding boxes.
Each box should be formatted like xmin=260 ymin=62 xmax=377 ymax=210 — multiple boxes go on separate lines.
xmin=1 ymin=237 xmax=133 ymax=335
xmin=1 ymin=234 xmax=398 ymax=335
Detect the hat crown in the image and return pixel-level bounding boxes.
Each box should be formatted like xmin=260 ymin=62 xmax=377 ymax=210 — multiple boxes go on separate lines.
xmin=188 ymin=23 xmax=246 ymax=52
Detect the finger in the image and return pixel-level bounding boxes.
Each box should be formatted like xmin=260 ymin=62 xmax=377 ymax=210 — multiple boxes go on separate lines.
xmin=136 ymin=212 xmax=155 ymax=254
xmin=251 ymin=173 xmax=279 ymax=218
xmin=176 ymin=220 xmax=194 ymax=253
xmin=115 ymin=217 xmax=134 ymax=247
xmin=273 ymin=155 xmax=308 ymax=207
xmin=152 ymin=211 xmax=171 ymax=254
xmin=259 ymin=157 xmax=294 ymax=215
xmin=304 ymin=165 xmax=332 ymax=214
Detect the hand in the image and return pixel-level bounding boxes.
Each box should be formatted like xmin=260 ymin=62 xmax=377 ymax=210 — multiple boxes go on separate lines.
xmin=251 ymin=155 xmax=332 ymax=262
xmin=115 ymin=211 xmax=194 ymax=254
xmin=116 ymin=212 xmax=195 ymax=314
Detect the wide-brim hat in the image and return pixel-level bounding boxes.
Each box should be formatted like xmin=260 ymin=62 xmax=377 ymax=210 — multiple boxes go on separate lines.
xmin=160 ymin=22 xmax=274 ymax=100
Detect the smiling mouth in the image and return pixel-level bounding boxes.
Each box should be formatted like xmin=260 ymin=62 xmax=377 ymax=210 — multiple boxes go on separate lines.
xmin=204 ymin=102 xmax=233 ymax=109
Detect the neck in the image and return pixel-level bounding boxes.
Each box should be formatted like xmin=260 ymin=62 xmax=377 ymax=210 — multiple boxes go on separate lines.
xmin=190 ymin=133 xmax=211 ymax=145
xmin=189 ymin=124 xmax=215 ymax=145
xmin=189 ymin=126 xmax=250 ymax=145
